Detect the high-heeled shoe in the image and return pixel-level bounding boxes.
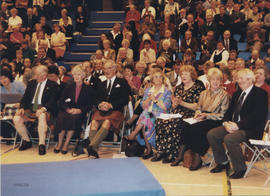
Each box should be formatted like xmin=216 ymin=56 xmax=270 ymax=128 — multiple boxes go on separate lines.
xmin=151 ymin=153 xmax=165 ymax=162
xmin=189 ymin=152 xmax=202 ymax=171
xmin=54 ymin=148 xmax=60 ymax=153
xmin=162 ymin=157 xmax=172 ymax=164
xmin=61 ymin=150 xmax=68 ymax=154
xmin=142 ymin=143 xmax=153 ymax=160
xmin=170 ymin=145 xmax=186 ymax=166
xmin=142 ymin=149 xmax=153 ymax=160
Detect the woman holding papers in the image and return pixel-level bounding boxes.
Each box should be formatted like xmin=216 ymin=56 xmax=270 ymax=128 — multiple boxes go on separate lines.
xmin=152 ymin=65 xmax=205 ymax=164
xmin=179 ymin=67 xmax=230 ymax=170
xmin=127 ymin=69 xmax=171 ymax=160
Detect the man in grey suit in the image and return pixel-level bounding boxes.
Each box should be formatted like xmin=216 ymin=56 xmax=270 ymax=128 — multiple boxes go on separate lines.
xmin=207 ymin=68 xmax=268 ymax=179
xmin=166 ymin=60 xmax=181 ymax=87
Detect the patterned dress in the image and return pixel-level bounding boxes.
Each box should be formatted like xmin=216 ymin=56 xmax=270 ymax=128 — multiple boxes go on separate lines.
xmin=136 ymin=86 xmax=172 ymax=148
xmin=155 ymin=80 xmax=205 ymax=160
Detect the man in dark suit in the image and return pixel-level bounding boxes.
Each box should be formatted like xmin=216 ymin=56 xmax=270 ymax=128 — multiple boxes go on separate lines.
xmin=107 ymin=23 xmax=123 ymax=53
xmin=200 ymin=14 xmax=218 ymax=40
xmin=214 ymin=5 xmax=230 ymax=39
xmin=230 ymin=3 xmax=246 ymax=42
xmin=180 ymin=30 xmax=198 ymax=54
xmin=222 ymin=30 xmax=238 ymax=52
xmin=13 ymin=65 xmax=59 ymax=155
xmin=86 ymin=60 xmax=129 ymax=158
xmin=82 ymin=61 xmax=100 ymax=89
xmin=207 ymin=68 xmax=268 ymax=179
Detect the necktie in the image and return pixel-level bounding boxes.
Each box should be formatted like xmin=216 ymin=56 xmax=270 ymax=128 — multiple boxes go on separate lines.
xmin=233 ymin=92 xmax=246 ymax=122
xmin=225 ymin=40 xmax=228 ymax=50
xmin=107 ymin=80 xmax=112 ymax=95
xmin=33 ymin=83 xmax=41 ymax=112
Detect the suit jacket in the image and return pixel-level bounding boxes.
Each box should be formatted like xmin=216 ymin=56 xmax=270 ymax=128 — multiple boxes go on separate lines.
xmin=214 ymin=14 xmax=230 ymax=31
xmin=58 ymin=82 xmax=94 ymax=116
xmin=221 ymin=38 xmax=238 ymax=51
xmin=46 ymin=48 xmax=56 ymax=62
xmin=95 ymin=77 xmax=130 ymax=112
xmin=20 ymin=79 xmax=59 ymax=116
xmin=180 ymin=38 xmax=198 ymax=54
xmin=223 ymin=86 xmax=268 ymax=140
xmin=107 ymin=31 xmax=123 ymax=52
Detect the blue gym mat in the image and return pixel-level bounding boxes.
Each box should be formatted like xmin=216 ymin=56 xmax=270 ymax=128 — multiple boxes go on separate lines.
xmin=1 ymin=157 xmax=165 ymax=196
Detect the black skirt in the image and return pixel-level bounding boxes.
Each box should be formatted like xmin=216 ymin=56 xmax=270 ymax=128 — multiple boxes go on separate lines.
xmin=56 ymin=111 xmax=83 ymax=133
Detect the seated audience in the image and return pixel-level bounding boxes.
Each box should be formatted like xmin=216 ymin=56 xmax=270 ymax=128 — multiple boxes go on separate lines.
xmin=210 ymin=41 xmax=229 ymax=67
xmin=207 ymin=68 xmax=268 ymax=179
xmin=127 ymin=68 xmax=172 ymax=159
xmin=86 ymin=60 xmax=129 ymax=158
xmin=54 ymin=65 xmax=94 ymax=154
xmin=140 ymin=40 xmax=156 ymax=65
xmin=254 ymin=66 xmax=270 ymax=106
xmin=1 ymin=68 xmax=25 ymax=94
xmin=124 ymin=65 xmax=141 ymax=95
xmin=179 ymin=68 xmax=230 ymax=170
xmin=51 ymin=23 xmax=66 ymax=59
xmin=8 ymin=8 xmax=22 ymax=31
xmin=102 ymin=39 xmax=116 ymax=61
xmin=152 ymin=65 xmax=205 ymax=164
xmin=75 ymin=5 xmax=87 ymax=35
xmin=13 ymin=65 xmax=59 ymax=155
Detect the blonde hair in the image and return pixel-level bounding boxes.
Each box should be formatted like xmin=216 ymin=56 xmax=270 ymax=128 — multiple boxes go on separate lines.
xmin=71 ymin=64 xmax=86 ymax=78
xmin=207 ymin=67 xmax=223 ymax=81
xmin=121 ymin=39 xmax=130 ymax=47
xmin=150 ymin=68 xmax=166 ymax=83
xmin=136 ymin=61 xmax=147 ymax=69
xmin=180 ymin=65 xmax=198 ymax=81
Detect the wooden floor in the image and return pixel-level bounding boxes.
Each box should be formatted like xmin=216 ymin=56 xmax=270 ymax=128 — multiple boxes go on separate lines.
xmin=1 ymin=143 xmax=270 ymax=196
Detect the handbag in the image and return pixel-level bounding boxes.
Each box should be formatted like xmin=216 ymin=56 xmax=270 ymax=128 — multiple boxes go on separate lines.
xmin=72 ymin=138 xmax=90 ymax=157
xmin=121 ymin=137 xmax=145 ymax=157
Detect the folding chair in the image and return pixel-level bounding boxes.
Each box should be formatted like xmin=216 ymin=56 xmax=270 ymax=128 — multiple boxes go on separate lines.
xmin=243 ymin=120 xmax=270 ymax=186
xmin=0 ymin=94 xmax=23 ymax=151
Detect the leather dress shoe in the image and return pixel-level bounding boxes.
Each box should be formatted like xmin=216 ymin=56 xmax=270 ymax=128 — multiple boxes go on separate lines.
xmin=54 ymin=148 xmax=60 ymax=153
xmin=87 ymin=146 xmax=99 ymax=159
xmin=162 ymin=157 xmax=172 ymax=164
xmin=170 ymin=145 xmax=186 ymax=166
xmin=210 ymin=163 xmax=230 ymax=173
xmin=142 ymin=150 xmax=153 ymax=160
xmin=151 ymin=153 xmax=165 ymax=162
xmin=19 ymin=140 xmax=32 ymax=151
xmin=230 ymin=169 xmax=246 ymax=179
xmin=39 ymin=144 xmax=46 ymax=155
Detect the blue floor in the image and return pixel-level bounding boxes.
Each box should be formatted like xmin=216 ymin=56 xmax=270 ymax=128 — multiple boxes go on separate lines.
xmin=1 ymin=157 xmax=165 ymax=196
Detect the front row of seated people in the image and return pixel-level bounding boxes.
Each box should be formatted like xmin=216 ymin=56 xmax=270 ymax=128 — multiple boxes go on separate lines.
xmin=10 ymin=60 xmax=268 ymax=179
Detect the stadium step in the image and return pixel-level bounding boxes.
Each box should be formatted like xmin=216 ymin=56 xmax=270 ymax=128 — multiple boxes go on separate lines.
xmin=70 ymin=43 xmax=98 ymax=52
xmin=65 ymin=11 xmax=124 ymax=63
xmin=90 ymin=11 xmax=125 ymax=21
xmin=88 ymin=21 xmax=123 ymax=28
xmin=84 ymin=28 xmax=112 ymax=35
xmin=74 ymin=35 xmax=100 ymax=44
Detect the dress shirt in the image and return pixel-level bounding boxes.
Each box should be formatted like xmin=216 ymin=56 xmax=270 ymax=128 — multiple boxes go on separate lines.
xmin=32 ymin=79 xmax=47 ymax=105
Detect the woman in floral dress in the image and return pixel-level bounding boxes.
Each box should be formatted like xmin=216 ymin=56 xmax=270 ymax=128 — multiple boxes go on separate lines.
xmin=152 ymin=65 xmax=205 ymax=164
xmin=127 ymin=68 xmax=172 ymax=159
